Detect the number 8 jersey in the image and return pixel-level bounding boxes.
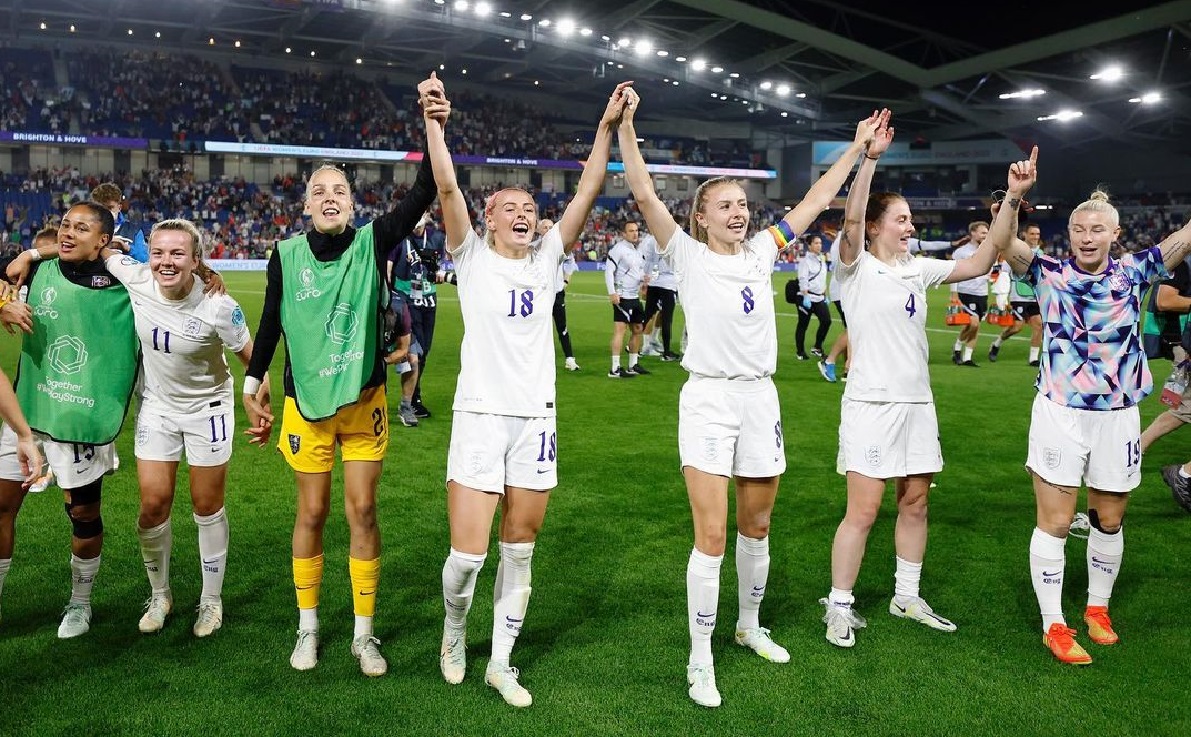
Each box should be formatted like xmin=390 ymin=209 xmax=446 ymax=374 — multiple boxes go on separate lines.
xmin=839 ymin=251 xmax=955 ymax=403
xmin=661 ymin=228 xmax=779 ymax=380
xmin=450 ymin=226 xmax=563 ymax=417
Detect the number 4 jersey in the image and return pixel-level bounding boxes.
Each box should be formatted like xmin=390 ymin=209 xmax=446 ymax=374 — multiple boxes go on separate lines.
xmin=105 ymin=255 xmax=250 ymax=416
xmin=449 ymin=225 xmax=563 ymax=417
xmin=839 ymin=251 xmax=956 ymax=403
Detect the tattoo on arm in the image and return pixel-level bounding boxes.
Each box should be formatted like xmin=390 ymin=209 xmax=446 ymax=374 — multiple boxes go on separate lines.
xmin=1007 ymin=198 xmax=1021 ymax=210
xmin=841 ymin=229 xmax=853 ymax=251
xmin=1012 ymin=253 xmax=1032 ymax=267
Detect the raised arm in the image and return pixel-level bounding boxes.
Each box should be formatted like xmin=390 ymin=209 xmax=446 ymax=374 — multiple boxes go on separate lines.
xmin=420 ymin=79 xmax=470 ymax=253
xmin=1158 ymin=221 xmax=1191 ymax=273
xmin=783 ymin=109 xmax=888 ymax=239
xmin=557 ymin=82 xmax=630 ymax=247
xmin=988 ymin=146 xmax=1039 ymax=277
xmin=617 ymin=88 xmax=678 ymax=249
xmin=838 ymin=116 xmax=893 ymax=267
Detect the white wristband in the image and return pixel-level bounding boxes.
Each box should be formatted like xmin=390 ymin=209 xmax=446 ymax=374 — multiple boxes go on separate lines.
xmin=28 ymin=249 xmax=42 ymax=262
xmin=242 ymin=376 xmax=262 ymax=396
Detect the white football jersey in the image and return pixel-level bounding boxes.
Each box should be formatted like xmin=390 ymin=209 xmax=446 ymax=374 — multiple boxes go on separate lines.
xmin=451 ymin=227 xmax=562 ymax=417
xmin=554 ymin=253 xmax=577 ymax=290
xmin=827 ymin=234 xmax=844 ymax=302
xmin=640 ymin=234 xmax=677 ymax=291
xmin=106 ymin=255 xmax=250 ymax=415
xmin=798 ymin=252 xmax=828 ymax=302
xmin=840 ymin=251 xmax=956 ymax=403
xmin=662 ymin=229 xmax=779 ymax=380
xmin=605 ymin=239 xmax=647 ymax=298
xmin=950 ymin=242 xmax=989 ymax=295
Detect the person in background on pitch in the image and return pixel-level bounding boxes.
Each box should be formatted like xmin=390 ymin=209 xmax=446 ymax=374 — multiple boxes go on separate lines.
xmin=949 ymin=220 xmax=992 ymax=367
xmin=605 ymin=220 xmax=651 ymax=377
xmin=795 ymin=234 xmax=831 ymax=361
xmin=641 ymin=227 xmax=681 ymax=361
xmin=388 ymin=212 xmax=447 ymax=423
xmin=430 ymin=78 xmax=629 ymax=708
xmin=993 ymin=155 xmax=1191 ymax=665
xmin=621 ymin=87 xmax=891 ymax=707
xmin=540 ymin=218 xmax=581 ymax=371
xmin=1138 ymin=248 xmax=1191 ymax=465
xmin=989 ymin=220 xmax=1044 ymax=365
xmin=241 ymin=73 xmax=445 ymax=678
xmin=822 ymin=118 xmax=1002 ymax=651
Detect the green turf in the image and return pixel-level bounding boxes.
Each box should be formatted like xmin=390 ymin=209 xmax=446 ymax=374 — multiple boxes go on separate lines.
xmin=1 ymin=269 xmax=1188 ymax=737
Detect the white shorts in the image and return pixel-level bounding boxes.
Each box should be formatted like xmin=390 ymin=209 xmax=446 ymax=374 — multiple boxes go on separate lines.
xmin=135 ymin=405 xmax=235 ymax=467
xmin=1026 ymin=394 xmax=1140 ymax=493
xmin=678 ymin=376 xmax=786 ymax=478
xmin=837 ymin=398 xmax=943 ymax=478
xmin=0 ymin=423 xmax=115 ymax=488
xmin=446 ymin=412 xmax=557 ymax=493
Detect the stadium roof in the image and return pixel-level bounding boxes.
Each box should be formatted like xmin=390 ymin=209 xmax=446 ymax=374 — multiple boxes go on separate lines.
xmin=7 ymin=0 xmax=1191 ymax=152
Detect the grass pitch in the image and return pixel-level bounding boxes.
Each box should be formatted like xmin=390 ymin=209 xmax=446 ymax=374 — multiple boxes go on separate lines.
xmin=1 ymin=270 xmax=1188 ymax=737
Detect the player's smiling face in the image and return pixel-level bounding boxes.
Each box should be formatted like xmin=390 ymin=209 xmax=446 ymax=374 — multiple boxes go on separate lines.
xmin=58 ymin=206 xmax=110 ymax=263
xmin=869 ymin=197 xmax=916 ymax=255
xmin=487 ymin=189 xmax=537 ymax=250
xmin=149 ymin=229 xmax=198 ymax=293
xmin=304 ymin=169 xmax=354 ymax=235
xmin=697 ymin=183 xmax=750 ymax=247
xmin=1068 ymin=211 xmax=1119 ymax=272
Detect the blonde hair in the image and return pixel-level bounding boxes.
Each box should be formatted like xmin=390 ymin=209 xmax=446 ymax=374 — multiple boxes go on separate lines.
xmin=483 ymin=187 xmax=536 ymax=248
xmin=968 ymin=220 xmax=989 ymax=233
xmin=307 ymin=164 xmax=351 ymax=193
xmin=150 ymin=218 xmax=206 ymax=258
xmin=1069 ymin=188 xmax=1119 ymax=228
xmin=689 ymin=177 xmax=744 ymax=244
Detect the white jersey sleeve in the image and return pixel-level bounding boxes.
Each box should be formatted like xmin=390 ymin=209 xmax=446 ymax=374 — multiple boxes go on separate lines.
xmin=842 ymin=252 xmax=956 ymax=403
xmin=105 ymin=253 xmax=153 ymax=288
xmin=452 ymin=226 xmax=560 ymax=417
xmin=212 ymin=296 xmax=251 ymax=353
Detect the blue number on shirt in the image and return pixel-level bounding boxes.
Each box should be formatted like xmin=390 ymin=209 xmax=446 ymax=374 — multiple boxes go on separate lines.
xmin=741 ymin=286 xmax=755 ymax=314
xmin=507 ymin=289 xmax=535 ymax=318
xmin=151 ymin=327 xmax=171 ymax=353
xmin=1124 ymin=438 xmax=1141 ymax=470
xmin=536 ymin=431 xmax=557 ymax=462
xmin=904 ymin=294 xmax=917 ymax=318
xmin=208 ymin=415 xmax=228 ymax=443
xmin=72 ymin=444 xmax=95 ymax=464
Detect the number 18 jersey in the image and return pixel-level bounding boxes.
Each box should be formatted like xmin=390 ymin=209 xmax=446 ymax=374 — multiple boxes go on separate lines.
xmin=450 ymin=226 xmax=563 ymax=417
xmin=840 ymin=251 xmax=955 ymax=403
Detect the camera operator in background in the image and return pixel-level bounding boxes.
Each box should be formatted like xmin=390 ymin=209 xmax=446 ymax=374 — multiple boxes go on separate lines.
xmin=387 ymin=213 xmax=451 ymax=426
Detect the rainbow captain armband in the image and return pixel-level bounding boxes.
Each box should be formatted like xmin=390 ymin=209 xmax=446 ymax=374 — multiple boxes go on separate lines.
xmin=767 ymin=221 xmax=797 ymax=249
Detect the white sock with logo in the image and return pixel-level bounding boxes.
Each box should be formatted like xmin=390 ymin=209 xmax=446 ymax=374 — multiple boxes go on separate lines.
xmin=687 ymin=548 xmax=722 ymax=666
xmin=491 ymin=541 xmax=533 ymax=666
xmin=1087 ymin=526 xmax=1123 ymax=608
xmin=1030 ymin=527 xmax=1067 ymax=630
xmin=137 ymin=520 xmax=172 ymax=595
xmin=442 ymin=548 xmax=486 ymax=633
xmin=194 ymin=508 xmax=228 ymax=602
xmin=735 ymin=533 xmax=768 ymax=631
xmin=892 ymin=555 xmax=922 ymax=604
xmin=69 ymin=554 xmax=101 ymax=605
